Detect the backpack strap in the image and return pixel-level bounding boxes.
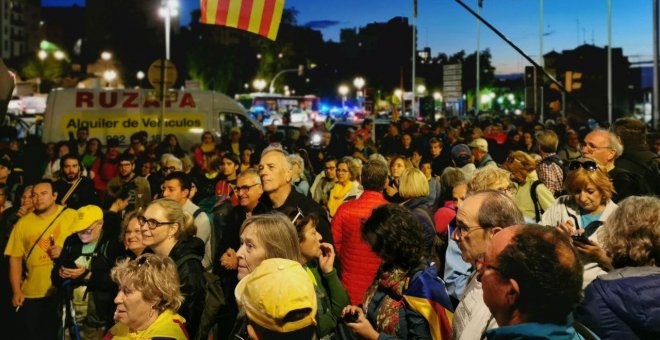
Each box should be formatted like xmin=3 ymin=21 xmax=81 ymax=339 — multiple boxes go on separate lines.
xmin=174 ymin=254 xmax=203 ymax=269
xmin=193 ymin=208 xmax=204 ymax=220
xmin=530 ymin=180 xmax=543 ymax=222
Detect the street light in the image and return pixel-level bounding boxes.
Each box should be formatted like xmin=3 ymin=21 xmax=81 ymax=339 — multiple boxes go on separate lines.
xmin=353 ymin=77 xmax=365 ymax=110
xmin=103 ymin=70 xmax=117 ymax=88
xmin=416 ymin=84 xmax=426 ymax=95
xmin=101 ymin=51 xmax=112 ymax=61
xmin=338 ymin=85 xmax=349 ymax=108
xmin=53 ymin=50 xmax=65 ymax=60
xmin=38 ymin=50 xmax=48 ymax=60
xmin=253 ymin=79 xmax=267 ymax=92
xmin=158 ymin=0 xmax=179 ymax=60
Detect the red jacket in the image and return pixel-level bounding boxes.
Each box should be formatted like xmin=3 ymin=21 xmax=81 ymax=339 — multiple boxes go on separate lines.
xmin=331 ymin=190 xmax=387 ymax=305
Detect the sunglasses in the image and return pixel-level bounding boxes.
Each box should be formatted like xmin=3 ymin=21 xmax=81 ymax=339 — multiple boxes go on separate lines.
xmin=568 ymin=160 xmax=598 ymax=172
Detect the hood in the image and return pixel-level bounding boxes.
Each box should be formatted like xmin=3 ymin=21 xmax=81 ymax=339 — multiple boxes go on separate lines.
xmin=486 ymin=322 xmax=579 ymax=340
xmin=169 ymin=233 xmax=205 ymax=260
xmin=588 ymin=268 xmax=660 ymax=335
xmin=403 ymin=196 xmax=434 ymax=210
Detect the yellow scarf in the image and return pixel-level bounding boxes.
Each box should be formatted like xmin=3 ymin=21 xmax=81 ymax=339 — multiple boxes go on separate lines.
xmin=328 ymin=181 xmax=353 ymax=216
xmin=105 ymin=309 xmax=188 ymax=339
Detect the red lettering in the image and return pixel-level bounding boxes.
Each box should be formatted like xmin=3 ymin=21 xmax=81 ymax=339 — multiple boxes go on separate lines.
xmin=179 ymin=93 xmax=196 ymax=108
xmin=123 ymin=92 xmax=140 ymax=108
xmin=76 ymin=91 xmax=94 ymax=108
xmin=144 ymin=98 xmax=160 ymax=108
xmin=99 ymin=92 xmax=118 ymax=108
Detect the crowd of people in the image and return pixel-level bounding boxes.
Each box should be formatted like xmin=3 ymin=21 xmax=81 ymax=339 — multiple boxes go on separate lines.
xmin=0 ymin=111 xmax=659 ymax=340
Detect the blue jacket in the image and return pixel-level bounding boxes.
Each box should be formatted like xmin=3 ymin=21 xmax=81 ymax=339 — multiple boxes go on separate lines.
xmin=575 ymin=266 xmax=660 ymax=340
xmin=485 ymin=321 xmax=585 ymax=340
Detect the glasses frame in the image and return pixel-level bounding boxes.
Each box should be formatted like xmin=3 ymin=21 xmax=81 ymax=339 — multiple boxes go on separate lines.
xmin=292 ymin=207 xmax=305 ymax=224
xmin=137 ymin=215 xmax=177 ymax=230
xmin=568 ymin=160 xmax=599 ymax=172
xmin=236 ymin=183 xmax=260 ymax=193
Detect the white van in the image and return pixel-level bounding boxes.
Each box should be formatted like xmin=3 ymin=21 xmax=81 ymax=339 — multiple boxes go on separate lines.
xmin=42 ymin=88 xmax=264 ymax=150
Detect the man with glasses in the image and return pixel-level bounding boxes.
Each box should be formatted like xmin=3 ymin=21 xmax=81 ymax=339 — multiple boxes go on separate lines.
xmin=51 ymin=205 xmax=124 ymax=338
xmin=148 ymin=154 xmax=182 ymax=199
xmin=310 ymin=156 xmax=338 ymax=206
xmin=106 ymin=154 xmax=151 ymax=212
xmin=582 ymin=129 xmax=648 ymax=202
xmin=481 ymin=225 xmax=585 ymax=339
xmin=4 ymin=179 xmax=78 ymax=339
xmin=162 ymin=171 xmax=212 ymax=270
xmin=53 ymin=154 xmax=99 ymax=209
xmin=451 ymin=190 xmax=524 ymax=340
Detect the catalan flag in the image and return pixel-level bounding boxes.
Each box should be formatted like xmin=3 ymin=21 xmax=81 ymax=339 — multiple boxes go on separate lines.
xmin=404 ymin=266 xmax=454 ymax=340
xmin=200 ymin=0 xmax=286 ymax=40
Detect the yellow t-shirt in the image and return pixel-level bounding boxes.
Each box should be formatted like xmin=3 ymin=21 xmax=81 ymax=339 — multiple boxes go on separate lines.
xmin=4 ymin=205 xmax=78 ymax=298
xmin=105 ymin=309 xmax=188 ymax=340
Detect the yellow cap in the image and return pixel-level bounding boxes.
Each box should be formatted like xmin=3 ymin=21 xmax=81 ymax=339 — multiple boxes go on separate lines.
xmin=70 ymin=205 xmax=103 ymax=233
xmin=235 ymin=258 xmax=317 ymax=333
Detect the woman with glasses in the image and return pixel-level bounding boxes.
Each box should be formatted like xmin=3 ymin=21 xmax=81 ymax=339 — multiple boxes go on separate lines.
xmin=502 ymin=151 xmax=555 ymax=223
xmin=327 ymin=157 xmax=363 ymax=217
xmin=105 ymin=253 xmax=187 ymax=339
xmin=285 ymin=208 xmax=350 ymax=338
xmin=139 ymin=198 xmax=205 ymax=339
xmin=541 ymin=157 xmax=617 ymax=239
xmin=51 ymin=205 xmax=124 ymax=337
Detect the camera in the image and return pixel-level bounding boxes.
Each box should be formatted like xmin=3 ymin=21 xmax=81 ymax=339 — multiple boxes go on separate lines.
xmin=341 ymin=312 xmax=359 ymax=323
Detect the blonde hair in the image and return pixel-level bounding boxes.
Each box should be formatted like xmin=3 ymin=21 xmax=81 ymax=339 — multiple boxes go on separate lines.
xmin=599 ymin=196 xmax=660 ymax=267
xmin=338 ymin=156 xmax=361 ymax=182
xmin=535 ymin=130 xmax=559 ymax=153
xmin=119 ymin=210 xmax=140 ymax=242
xmin=564 ymin=158 xmax=614 ymax=202
xmin=399 ymin=168 xmax=430 ymax=199
xmin=240 ymin=213 xmax=304 ymax=264
xmin=469 ymin=167 xmax=512 ymax=192
xmin=146 ymin=198 xmax=196 ymax=238
xmin=111 ymin=253 xmax=184 ymax=313
xmin=504 ymin=151 xmax=538 ymax=178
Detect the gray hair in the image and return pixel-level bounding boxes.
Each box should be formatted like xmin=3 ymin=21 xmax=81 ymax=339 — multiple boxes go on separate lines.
xmin=470 ymin=190 xmax=524 ymax=229
xmin=594 ymin=129 xmax=624 ymax=158
xmin=238 ymin=168 xmax=262 ymax=184
xmin=260 ymin=144 xmax=292 ymax=170
xmin=287 ymin=154 xmax=305 ymax=173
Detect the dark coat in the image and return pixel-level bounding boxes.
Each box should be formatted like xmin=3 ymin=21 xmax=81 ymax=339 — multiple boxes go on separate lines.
xmin=51 ymin=213 xmax=124 ymax=328
xmin=54 ymin=176 xmax=100 ymax=209
xmin=576 ymin=266 xmax=660 ymax=339
xmin=169 ymin=234 xmax=207 ymax=340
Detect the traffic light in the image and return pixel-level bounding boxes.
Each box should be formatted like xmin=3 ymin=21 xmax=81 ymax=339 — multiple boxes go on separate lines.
xmin=565 ymin=71 xmax=582 ymax=92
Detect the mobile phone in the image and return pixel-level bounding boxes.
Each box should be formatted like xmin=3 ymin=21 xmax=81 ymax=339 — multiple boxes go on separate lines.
xmin=571 ymin=234 xmax=591 ymax=245
xmin=62 ymin=260 xmax=78 ymax=269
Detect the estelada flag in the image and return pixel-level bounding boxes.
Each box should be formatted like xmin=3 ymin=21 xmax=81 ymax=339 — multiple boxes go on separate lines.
xmin=403 ymin=265 xmax=454 ymax=340
xmin=201 ymin=0 xmax=286 ymax=40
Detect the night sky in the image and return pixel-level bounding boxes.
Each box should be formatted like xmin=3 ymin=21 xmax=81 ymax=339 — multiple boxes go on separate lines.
xmin=41 ymin=0 xmax=653 ymax=74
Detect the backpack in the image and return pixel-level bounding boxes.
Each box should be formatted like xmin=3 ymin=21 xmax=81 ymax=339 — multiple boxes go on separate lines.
xmin=194 ymin=196 xmax=234 ymax=271
xmin=175 ymin=254 xmax=227 ymax=340
xmin=530 ymin=180 xmax=545 ymax=223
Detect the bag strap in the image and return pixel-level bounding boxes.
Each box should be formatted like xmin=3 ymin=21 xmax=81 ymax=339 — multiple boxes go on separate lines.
xmin=193 ymin=208 xmax=204 ymax=220
xmin=530 ymin=180 xmax=543 ymax=222
xmin=24 ymin=207 xmax=69 ymax=263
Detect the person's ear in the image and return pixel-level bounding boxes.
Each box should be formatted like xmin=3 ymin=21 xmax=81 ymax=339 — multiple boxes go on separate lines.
xmin=506 ymin=278 xmax=520 ymax=306
xmin=247 ymin=324 xmax=260 ymax=340
xmin=489 ymin=226 xmax=504 ymax=238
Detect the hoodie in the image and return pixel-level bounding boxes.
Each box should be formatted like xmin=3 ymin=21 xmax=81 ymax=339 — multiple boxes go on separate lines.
xmin=169 ymin=234 xmax=206 ymax=340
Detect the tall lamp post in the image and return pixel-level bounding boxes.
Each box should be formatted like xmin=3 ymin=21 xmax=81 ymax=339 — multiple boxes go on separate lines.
xmin=353 ymin=77 xmax=365 ymax=111
xmin=338 ymin=85 xmax=349 ymax=110
xmin=158 ymin=0 xmax=179 ymax=61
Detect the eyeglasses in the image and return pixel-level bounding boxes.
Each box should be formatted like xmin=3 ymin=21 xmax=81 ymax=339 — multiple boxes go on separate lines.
xmin=137 ymin=215 xmax=177 ymax=230
xmin=163 ymin=166 xmax=177 ymax=173
xmin=568 ymin=160 xmax=599 ymax=172
xmin=292 ymin=207 xmax=305 ymax=224
xmin=77 ymin=223 xmax=99 ymax=235
xmin=453 ymin=222 xmax=484 ymax=238
xmin=236 ymin=183 xmax=260 ymax=193
xmin=580 ymin=142 xmax=612 ymax=152
xmin=475 ymin=255 xmax=505 ymax=281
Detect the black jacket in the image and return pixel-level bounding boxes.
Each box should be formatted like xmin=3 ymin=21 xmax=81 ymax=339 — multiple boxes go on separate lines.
xmin=54 ymin=176 xmax=100 ymax=209
xmin=260 ymin=186 xmax=334 ymax=246
xmin=169 ymin=234 xmax=206 ymax=340
xmin=51 ymin=213 xmax=124 ymax=328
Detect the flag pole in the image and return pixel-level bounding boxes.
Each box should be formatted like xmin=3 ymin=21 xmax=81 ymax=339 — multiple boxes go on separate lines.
xmin=412 ymin=0 xmax=417 ymax=118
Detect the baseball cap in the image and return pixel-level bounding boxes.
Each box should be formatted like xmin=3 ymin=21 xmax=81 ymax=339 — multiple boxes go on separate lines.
xmin=451 ymin=144 xmax=471 ymax=162
xmin=71 ymin=205 xmax=104 ymax=233
xmin=235 ymin=258 xmax=317 ymax=333
xmin=468 ymin=138 xmax=489 ymax=153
